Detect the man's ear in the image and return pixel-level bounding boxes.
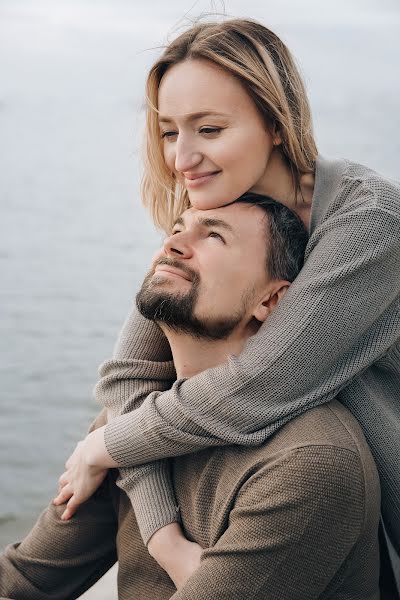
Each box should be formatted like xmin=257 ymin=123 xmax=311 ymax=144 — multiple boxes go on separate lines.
xmin=252 ymin=281 xmax=290 ymax=323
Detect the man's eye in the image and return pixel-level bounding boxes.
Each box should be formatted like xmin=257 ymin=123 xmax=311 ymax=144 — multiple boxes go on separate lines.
xmin=208 ymin=232 xmax=225 ymax=242
xmin=199 ymin=127 xmax=222 ymax=135
xmin=171 ymin=230 xmax=181 ymax=235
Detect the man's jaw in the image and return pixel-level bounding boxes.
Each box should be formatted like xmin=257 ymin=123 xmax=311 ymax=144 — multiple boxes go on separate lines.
xmin=137 ymin=258 xmax=250 ymax=377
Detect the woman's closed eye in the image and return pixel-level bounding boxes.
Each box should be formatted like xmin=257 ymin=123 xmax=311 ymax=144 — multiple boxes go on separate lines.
xmin=161 ymin=130 xmax=178 ymax=140
xmin=161 ymin=126 xmax=223 ymax=140
xmin=199 ymin=127 xmax=223 ymax=136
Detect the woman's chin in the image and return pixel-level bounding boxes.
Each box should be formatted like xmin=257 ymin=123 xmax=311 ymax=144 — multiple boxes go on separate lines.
xmin=188 ymin=190 xmax=237 ymax=211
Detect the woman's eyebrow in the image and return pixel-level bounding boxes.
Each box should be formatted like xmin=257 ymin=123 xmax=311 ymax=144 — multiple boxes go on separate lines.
xmin=158 ymin=111 xmax=229 ymax=123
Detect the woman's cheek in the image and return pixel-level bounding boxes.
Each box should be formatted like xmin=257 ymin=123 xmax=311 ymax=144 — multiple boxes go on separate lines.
xmin=162 ymin=146 xmax=175 ymax=173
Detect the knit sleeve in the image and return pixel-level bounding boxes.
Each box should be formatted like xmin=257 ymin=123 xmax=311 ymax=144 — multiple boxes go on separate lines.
xmin=103 ymin=203 xmax=400 ymax=467
xmin=94 ymin=307 xmax=180 ymax=544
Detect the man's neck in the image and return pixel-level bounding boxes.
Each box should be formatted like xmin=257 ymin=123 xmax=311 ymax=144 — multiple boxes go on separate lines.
xmin=160 ymin=326 xmax=249 ymax=379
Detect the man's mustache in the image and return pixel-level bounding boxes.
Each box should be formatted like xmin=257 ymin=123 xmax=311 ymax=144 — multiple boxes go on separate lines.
xmin=152 ymin=257 xmax=199 ymax=283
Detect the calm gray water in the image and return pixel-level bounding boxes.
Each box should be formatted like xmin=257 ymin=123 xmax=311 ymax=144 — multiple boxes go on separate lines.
xmin=1 ymin=0 xmax=399 ymax=549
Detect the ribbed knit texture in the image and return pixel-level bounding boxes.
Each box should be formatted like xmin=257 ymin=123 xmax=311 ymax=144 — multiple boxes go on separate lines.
xmin=97 ymin=308 xmax=178 ymax=541
xmin=97 ymin=155 xmax=400 ymax=547
xmin=0 ymin=401 xmax=381 ymax=599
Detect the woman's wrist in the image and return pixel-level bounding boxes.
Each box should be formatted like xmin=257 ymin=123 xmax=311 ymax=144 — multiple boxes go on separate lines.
xmin=83 ymin=426 xmax=120 ymax=469
xmin=148 ymin=522 xmax=203 ymax=590
xmin=147 ymin=522 xmax=186 ymax=563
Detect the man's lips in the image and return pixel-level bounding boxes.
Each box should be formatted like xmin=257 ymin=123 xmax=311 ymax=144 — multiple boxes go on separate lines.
xmin=154 ymin=265 xmax=192 ymax=281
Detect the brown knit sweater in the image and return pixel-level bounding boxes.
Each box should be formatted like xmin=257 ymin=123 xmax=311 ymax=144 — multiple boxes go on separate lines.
xmin=167 ymin=400 xmax=381 ymax=599
xmin=0 ymin=400 xmax=380 ymax=599
xmin=119 ymin=400 xmax=381 ymax=599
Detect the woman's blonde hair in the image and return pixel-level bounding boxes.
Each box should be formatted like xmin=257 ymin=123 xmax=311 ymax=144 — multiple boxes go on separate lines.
xmin=142 ymin=18 xmax=317 ymax=232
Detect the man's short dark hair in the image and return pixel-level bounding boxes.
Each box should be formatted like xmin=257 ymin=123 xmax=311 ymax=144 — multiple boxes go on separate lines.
xmin=235 ymin=192 xmax=309 ymax=282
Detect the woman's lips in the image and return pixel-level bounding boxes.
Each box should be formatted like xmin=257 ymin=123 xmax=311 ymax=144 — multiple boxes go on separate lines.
xmin=184 ymin=171 xmax=221 ymax=188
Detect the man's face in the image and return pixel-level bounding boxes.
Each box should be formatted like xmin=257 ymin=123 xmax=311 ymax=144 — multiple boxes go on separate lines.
xmin=136 ymin=203 xmax=272 ymax=339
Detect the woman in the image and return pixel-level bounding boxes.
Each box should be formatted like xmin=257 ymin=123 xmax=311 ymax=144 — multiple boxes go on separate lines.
xmin=50 ymin=16 xmax=400 ymax=588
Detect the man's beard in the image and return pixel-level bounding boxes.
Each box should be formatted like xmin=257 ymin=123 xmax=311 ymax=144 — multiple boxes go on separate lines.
xmin=136 ymin=258 xmax=243 ymax=340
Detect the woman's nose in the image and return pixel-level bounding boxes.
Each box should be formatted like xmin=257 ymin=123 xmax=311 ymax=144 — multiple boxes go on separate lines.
xmin=174 ymin=135 xmax=202 ymax=173
xmin=163 ymin=232 xmax=193 ymax=258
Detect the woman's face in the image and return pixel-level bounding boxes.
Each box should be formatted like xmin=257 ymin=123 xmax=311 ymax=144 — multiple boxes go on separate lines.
xmin=158 ymin=58 xmax=279 ymax=210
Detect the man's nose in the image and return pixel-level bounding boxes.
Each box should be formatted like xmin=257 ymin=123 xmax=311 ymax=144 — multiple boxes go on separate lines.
xmin=174 ymin=135 xmax=202 ymax=173
xmin=163 ymin=231 xmax=193 ymax=258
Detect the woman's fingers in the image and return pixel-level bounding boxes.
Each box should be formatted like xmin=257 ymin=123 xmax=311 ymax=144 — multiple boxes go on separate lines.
xmin=58 ymin=471 xmax=69 ymax=490
xmin=53 ymin=483 xmax=73 ymax=506
xmin=61 ymin=495 xmax=80 ymax=521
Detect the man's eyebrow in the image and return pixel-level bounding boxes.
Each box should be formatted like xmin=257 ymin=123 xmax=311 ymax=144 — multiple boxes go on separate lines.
xmin=158 ymin=111 xmax=229 ymax=123
xmin=197 ymin=217 xmax=234 ymax=234
xmin=172 ymin=215 xmax=235 ymax=234
xmin=173 ymin=216 xmax=185 ymax=228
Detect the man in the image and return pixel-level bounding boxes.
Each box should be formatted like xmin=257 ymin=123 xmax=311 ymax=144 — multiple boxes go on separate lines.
xmin=0 ymin=194 xmax=381 ymax=599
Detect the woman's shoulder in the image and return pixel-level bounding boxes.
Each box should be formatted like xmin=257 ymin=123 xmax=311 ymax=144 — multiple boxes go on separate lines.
xmin=342 ymin=159 xmax=400 ymax=211
xmin=312 ymin=155 xmax=400 ymax=229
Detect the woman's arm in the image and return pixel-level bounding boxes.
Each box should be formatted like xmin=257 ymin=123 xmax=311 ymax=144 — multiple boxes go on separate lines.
xmin=102 ymin=204 xmax=400 ymax=468
xmin=95 ymin=308 xmax=184 ymax=544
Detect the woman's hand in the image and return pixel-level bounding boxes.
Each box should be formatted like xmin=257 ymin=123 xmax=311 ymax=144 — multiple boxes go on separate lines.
xmin=148 ymin=522 xmax=203 ymax=590
xmin=53 ymin=439 xmax=108 ymax=520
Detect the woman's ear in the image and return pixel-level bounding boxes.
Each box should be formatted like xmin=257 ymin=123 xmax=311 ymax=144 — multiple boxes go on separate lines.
xmin=270 ymin=121 xmax=282 ymax=147
xmin=252 ymin=281 xmax=290 ymax=323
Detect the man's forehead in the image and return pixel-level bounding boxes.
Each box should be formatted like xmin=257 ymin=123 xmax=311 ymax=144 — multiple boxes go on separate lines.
xmin=174 ymin=203 xmax=265 ymax=231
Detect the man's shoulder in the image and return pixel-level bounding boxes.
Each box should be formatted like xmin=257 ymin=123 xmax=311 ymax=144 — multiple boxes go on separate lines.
xmin=175 ymin=401 xmax=379 ymax=515
xmin=270 ymin=399 xmax=366 ymax=455
xmin=187 ymin=400 xmax=376 ymax=482
xmin=231 ymin=401 xmax=379 ymax=517
xmin=174 ymin=401 xmax=380 ymax=554
xmin=231 ymin=400 xmax=378 ymax=492
xmin=234 ymin=400 xmax=364 ymax=456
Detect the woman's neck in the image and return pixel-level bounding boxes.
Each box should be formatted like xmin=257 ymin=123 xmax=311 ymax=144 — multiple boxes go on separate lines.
xmin=251 ymin=149 xmax=315 ymax=229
